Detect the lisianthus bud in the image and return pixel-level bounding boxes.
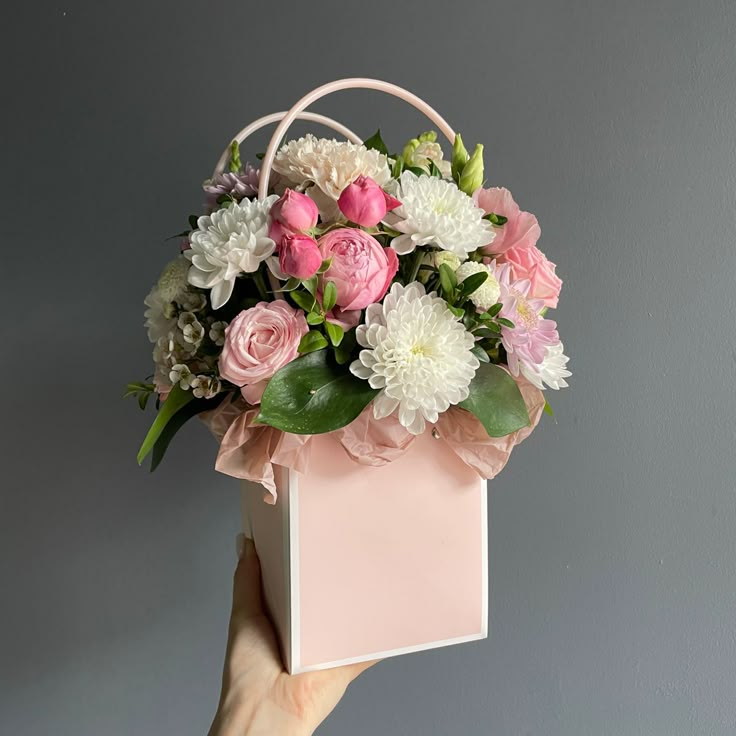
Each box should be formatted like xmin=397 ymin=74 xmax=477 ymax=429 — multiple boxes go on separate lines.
xmin=269 ymin=189 xmax=319 ymax=243
xmin=458 ymin=143 xmax=484 ymax=195
xmin=337 ymin=175 xmax=401 ymax=228
xmin=451 ymin=133 xmax=469 ymax=182
xmin=279 ymin=233 xmax=322 ymax=279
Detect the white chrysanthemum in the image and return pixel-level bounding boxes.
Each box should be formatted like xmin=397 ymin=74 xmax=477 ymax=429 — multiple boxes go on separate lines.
xmin=455 ymin=261 xmax=501 ymax=311
xmin=391 ymin=171 xmax=495 ymax=257
xmin=273 ymin=135 xmax=392 ymax=217
xmin=350 ymin=282 xmax=479 ymax=435
xmin=156 ymin=255 xmax=190 ymax=303
xmin=144 ymin=285 xmax=176 ymax=343
xmin=433 ymin=251 xmax=463 ymax=269
xmin=186 ymin=196 xmax=278 ymax=310
xmin=520 ymin=342 xmax=571 ymax=390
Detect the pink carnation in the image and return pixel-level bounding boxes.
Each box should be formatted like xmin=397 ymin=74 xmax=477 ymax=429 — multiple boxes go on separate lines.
xmin=318 ymin=228 xmax=398 ymax=311
xmin=473 ymin=187 xmax=541 ymax=255
xmin=219 ymin=301 xmax=308 ymax=405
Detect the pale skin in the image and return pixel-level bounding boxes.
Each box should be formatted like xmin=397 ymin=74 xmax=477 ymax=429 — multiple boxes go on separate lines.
xmin=208 ymin=535 xmax=378 ymax=736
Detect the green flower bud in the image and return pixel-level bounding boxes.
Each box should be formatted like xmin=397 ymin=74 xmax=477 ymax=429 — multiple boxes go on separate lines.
xmin=417 ymin=130 xmax=437 ymax=143
xmin=458 ymin=143 xmax=484 ymax=195
xmin=228 ymin=140 xmax=242 ymax=173
xmin=451 ymin=134 xmax=469 ymax=182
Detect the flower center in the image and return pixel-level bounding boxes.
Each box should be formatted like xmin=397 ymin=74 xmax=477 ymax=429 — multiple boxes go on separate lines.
xmin=515 ymin=296 xmax=539 ymax=330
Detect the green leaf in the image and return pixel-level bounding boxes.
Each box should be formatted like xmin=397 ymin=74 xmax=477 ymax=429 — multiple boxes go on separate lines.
xmin=298 ymin=330 xmax=329 ymax=354
xmin=322 ymin=281 xmax=337 ymax=313
xmin=452 ymin=133 xmax=469 ymax=182
xmin=459 ymin=271 xmax=488 ymax=296
xmin=486 ymin=302 xmax=503 ymax=318
xmin=473 ymin=326 xmax=501 ymax=338
xmin=363 ymin=129 xmax=389 ymax=156
xmin=149 ymin=394 xmax=223 ymax=471
xmin=428 ymin=160 xmax=443 ymax=178
xmin=325 ymin=320 xmax=344 ymax=347
xmin=543 ymin=400 xmax=555 ymax=417
xmin=317 ymin=258 xmax=333 ymax=274
xmin=391 ymin=154 xmax=405 ymax=178
xmin=405 ymin=166 xmax=428 ymax=177
xmin=290 ymin=290 xmax=317 ymax=313
xmin=459 ymin=363 xmax=530 ymax=437
xmin=136 ymin=384 xmax=194 ymax=465
xmin=447 ymin=304 xmax=465 ymax=318
xmin=470 ymin=345 xmax=491 ymax=363
xmin=439 ymin=263 xmax=458 ymax=295
xmin=306 ymin=312 xmax=325 ymax=325
xmin=256 ymin=351 xmax=378 ymax=434
xmin=274 ymin=277 xmax=301 ymax=293
xmin=188 ymin=215 xmax=199 ymax=230
xmin=497 ymin=317 xmax=515 ymax=328
xmin=302 ymin=275 xmax=318 ymax=298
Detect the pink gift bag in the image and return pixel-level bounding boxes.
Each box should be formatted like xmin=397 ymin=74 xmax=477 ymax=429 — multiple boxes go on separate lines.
xmin=241 ymin=430 xmax=487 ymax=674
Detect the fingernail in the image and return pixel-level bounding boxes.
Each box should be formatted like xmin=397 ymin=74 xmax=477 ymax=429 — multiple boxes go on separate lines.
xmin=235 ymin=533 xmax=245 ymax=560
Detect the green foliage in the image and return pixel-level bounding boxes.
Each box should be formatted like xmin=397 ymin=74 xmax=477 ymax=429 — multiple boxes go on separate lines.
xmin=228 ymin=140 xmax=242 ymax=173
xmin=136 ymin=384 xmax=194 ymax=466
xmin=322 ymin=281 xmax=337 ymax=313
xmin=290 ymin=290 xmax=317 ymax=313
xmin=484 ymin=212 xmax=508 ymax=226
xmin=458 ymin=271 xmax=488 ymax=297
xmin=363 ymin=129 xmax=389 ymax=156
xmin=124 ymin=382 xmax=155 ymax=411
xmin=298 ymin=330 xmax=329 ymax=353
xmin=256 ymin=351 xmax=378 ymax=434
xmin=459 ymin=363 xmax=530 ymax=437
xmin=325 ymin=320 xmax=344 ymax=347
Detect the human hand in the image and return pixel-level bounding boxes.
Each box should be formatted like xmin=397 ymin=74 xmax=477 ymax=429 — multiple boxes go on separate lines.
xmin=208 ymin=534 xmax=378 ymax=736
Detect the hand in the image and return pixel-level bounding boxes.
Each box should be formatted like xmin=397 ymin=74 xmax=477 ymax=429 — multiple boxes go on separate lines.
xmin=208 ymin=534 xmax=378 ymax=736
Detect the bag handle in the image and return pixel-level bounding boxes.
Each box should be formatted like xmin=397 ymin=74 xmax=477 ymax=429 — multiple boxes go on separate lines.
xmin=257 ymin=78 xmax=456 ymax=200
xmin=211 ymin=111 xmax=362 ymax=179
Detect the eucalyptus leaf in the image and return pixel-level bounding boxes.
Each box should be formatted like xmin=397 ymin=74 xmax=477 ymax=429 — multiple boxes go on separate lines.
xmin=458 ymin=363 xmax=530 ymax=437
xmin=136 ymin=384 xmax=194 ymax=465
xmin=256 ymin=351 xmax=378 ymax=434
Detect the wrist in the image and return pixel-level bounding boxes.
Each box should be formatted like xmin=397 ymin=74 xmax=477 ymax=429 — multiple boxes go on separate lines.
xmin=209 ymin=694 xmax=313 ymax=736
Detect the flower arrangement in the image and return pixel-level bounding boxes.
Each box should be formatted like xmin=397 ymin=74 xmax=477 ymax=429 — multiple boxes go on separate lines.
xmin=129 ymin=126 xmax=570 ymax=485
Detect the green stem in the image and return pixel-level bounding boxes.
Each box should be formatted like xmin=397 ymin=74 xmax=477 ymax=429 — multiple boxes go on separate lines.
xmin=408 ymin=249 xmax=424 ymax=283
xmin=254 ymin=269 xmax=269 ymax=300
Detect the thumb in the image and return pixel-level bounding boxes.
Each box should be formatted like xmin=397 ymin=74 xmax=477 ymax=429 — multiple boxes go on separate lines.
xmin=232 ymin=533 xmax=264 ymax=620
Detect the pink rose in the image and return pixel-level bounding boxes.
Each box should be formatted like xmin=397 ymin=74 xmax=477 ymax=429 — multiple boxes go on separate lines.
xmin=279 ymin=234 xmax=322 ymax=279
xmin=268 ymin=189 xmax=319 ymax=244
xmin=318 ymin=228 xmax=398 ymax=311
xmin=218 ymin=301 xmax=308 ymax=404
xmin=501 ymin=244 xmax=562 ymax=309
xmin=473 ymin=187 xmax=541 ymax=255
xmin=337 ymin=175 xmax=402 ymax=228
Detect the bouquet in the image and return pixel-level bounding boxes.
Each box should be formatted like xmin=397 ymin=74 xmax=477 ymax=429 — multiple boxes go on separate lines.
xmin=129 ymin=119 xmax=570 ymax=486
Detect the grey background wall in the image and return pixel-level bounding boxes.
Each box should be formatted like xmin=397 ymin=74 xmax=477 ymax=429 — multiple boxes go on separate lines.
xmin=2 ymin=1 xmax=735 ymax=734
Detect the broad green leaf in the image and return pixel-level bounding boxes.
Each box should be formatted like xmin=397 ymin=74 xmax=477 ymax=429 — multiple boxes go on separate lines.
xmin=458 ymin=363 xmax=530 ymax=437
xmin=470 ymin=345 xmax=491 ymax=364
xmin=256 ymin=351 xmax=378 ymax=434
xmin=298 ymin=330 xmax=329 ymax=354
xmin=447 ymin=304 xmax=465 ymax=318
xmin=302 ymin=275 xmax=318 ymax=298
xmin=459 ymin=271 xmax=488 ymax=296
xmin=317 ymin=258 xmax=333 ymax=274
xmin=325 ymin=320 xmax=344 ymax=347
xmin=363 ymin=129 xmax=389 ymax=156
xmin=136 ymin=384 xmax=194 ymax=465
xmin=497 ymin=317 xmax=515 ymax=328
xmin=322 ymin=281 xmax=337 ymax=313
xmin=290 ymin=290 xmax=317 ymax=312
xmin=306 ymin=312 xmax=325 ymax=325
xmin=405 ymin=166 xmax=428 ymax=177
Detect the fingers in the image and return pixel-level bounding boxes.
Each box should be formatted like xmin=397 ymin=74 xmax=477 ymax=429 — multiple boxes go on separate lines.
xmin=231 ymin=533 xmax=264 ymax=620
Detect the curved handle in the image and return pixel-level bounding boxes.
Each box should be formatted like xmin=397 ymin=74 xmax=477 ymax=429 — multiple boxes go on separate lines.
xmin=211 ymin=111 xmax=362 ymax=179
xmin=257 ymin=78 xmax=456 ymax=200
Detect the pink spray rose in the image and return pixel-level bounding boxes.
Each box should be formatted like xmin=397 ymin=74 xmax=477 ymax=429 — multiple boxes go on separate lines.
xmin=268 ymin=189 xmax=319 ymax=244
xmin=279 ymin=233 xmax=322 ymax=280
xmin=219 ymin=301 xmax=308 ymax=405
xmin=318 ymin=228 xmax=398 ymax=311
xmin=501 ymin=244 xmax=563 ymax=309
xmin=337 ymin=175 xmax=402 ymax=228
xmin=473 ymin=187 xmax=541 ymax=255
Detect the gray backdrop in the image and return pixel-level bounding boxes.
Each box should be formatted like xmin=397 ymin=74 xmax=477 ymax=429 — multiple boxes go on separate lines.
xmin=2 ymin=1 xmax=735 ymax=734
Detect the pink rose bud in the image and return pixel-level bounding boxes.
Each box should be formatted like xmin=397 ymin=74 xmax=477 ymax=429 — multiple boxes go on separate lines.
xmin=269 ymin=189 xmax=319 ymax=244
xmin=337 ymin=175 xmax=401 ymax=228
xmin=279 ymin=233 xmax=323 ymax=280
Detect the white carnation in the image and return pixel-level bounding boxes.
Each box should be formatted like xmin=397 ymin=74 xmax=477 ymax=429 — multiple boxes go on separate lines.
xmin=391 ymin=171 xmax=495 ymax=257
xmin=186 ymin=196 xmax=278 ymax=309
xmin=350 ymin=282 xmax=479 ymax=435
xmin=273 ymin=135 xmax=392 ymax=217
xmin=407 ymin=140 xmax=452 ymax=178
xmin=455 ymin=261 xmax=501 ymax=311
